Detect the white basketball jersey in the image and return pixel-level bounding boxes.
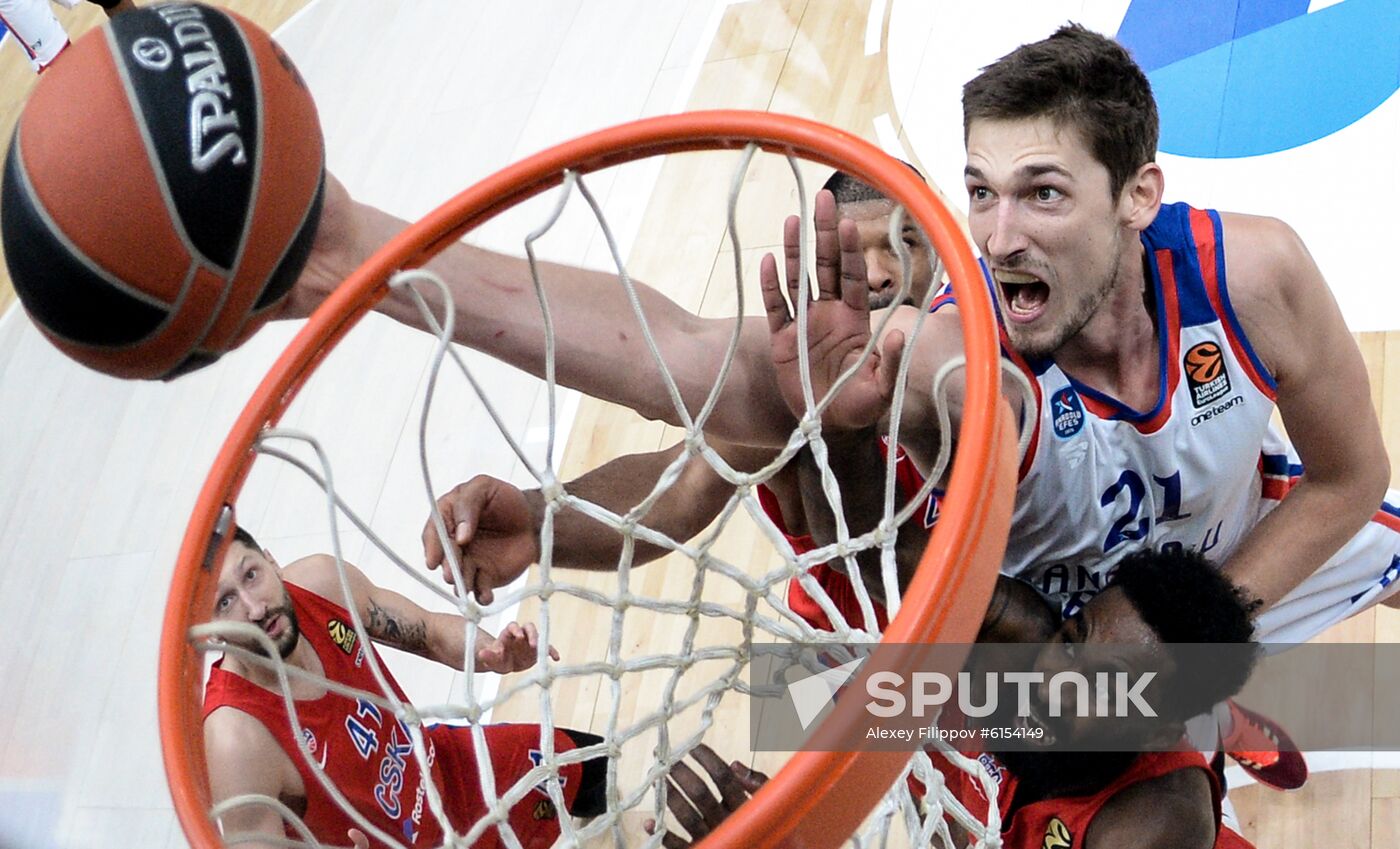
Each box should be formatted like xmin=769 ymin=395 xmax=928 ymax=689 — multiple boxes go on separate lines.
xmin=998 ymin=203 xmax=1281 ymax=617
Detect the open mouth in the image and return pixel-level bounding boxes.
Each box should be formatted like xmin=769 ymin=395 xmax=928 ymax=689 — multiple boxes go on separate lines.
xmin=996 ymin=270 xmax=1049 ymax=323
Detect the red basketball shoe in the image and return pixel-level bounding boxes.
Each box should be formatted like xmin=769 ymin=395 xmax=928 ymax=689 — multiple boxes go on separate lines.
xmin=1223 ymin=699 xmax=1308 ymax=791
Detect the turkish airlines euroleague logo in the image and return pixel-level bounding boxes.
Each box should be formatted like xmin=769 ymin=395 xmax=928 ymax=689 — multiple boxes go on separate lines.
xmin=1184 ymin=341 xmax=1230 ymax=407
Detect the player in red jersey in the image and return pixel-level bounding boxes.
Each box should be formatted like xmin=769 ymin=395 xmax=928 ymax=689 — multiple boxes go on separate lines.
xmin=203 ymin=525 xmax=606 ymax=849
xmin=927 ymin=548 xmax=1258 ymax=849
xmin=641 ymin=551 xmax=1265 ymax=849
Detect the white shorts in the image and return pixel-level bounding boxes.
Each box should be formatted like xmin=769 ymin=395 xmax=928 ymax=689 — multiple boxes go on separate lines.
xmin=1250 ymin=486 xmax=1400 ymax=644
xmin=0 ymin=0 xmax=69 ymax=71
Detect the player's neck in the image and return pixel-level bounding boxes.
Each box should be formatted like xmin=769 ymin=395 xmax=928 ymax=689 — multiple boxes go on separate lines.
xmin=231 ymin=636 xmax=326 ymax=696
xmin=1052 ymin=245 xmax=1158 ymax=409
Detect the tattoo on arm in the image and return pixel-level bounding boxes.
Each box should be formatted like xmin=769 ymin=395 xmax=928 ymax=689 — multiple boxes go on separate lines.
xmin=365 ymin=599 xmax=430 ymax=655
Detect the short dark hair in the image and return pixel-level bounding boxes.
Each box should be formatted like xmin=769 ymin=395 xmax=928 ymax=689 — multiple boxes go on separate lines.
xmin=820 ymin=160 xmax=926 ymax=206
xmin=961 ymin=23 xmax=1158 ymax=199
xmin=231 ymin=524 xmax=262 ymax=552
xmin=1107 ymin=548 xmax=1260 ymax=721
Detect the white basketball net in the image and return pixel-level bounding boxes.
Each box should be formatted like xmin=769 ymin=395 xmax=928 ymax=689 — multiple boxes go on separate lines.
xmin=189 ymin=144 xmax=1022 ymax=849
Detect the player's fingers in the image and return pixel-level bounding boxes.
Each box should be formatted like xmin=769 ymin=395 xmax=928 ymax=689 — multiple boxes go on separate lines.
xmin=643 ymin=817 xmax=691 ymax=849
xmin=782 ymin=214 xmax=804 ymax=306
xmin=731 ymin=762 xmax=770 ymax=794
xmin=760 ymin=253 xmax=791 ymax=334
xmin=347 ymin=827 xmax=369 ymax=849
xmin=877 ymin=329 xmax=906 ymax=402
xmin=523 ymin=622 xmax=540 ymax=649
xmin=548 ymin=644 xmax=561 ymax=661
xmin=838 ymin=217 xmax=868 ymax=311
xmin=667 ymin=760 xmax=726 ymax=830
xmin=813 ymin=191 xmax=840 ymax=299
xmin=422 ymin=501 xmax=450 ymax=569
xmin=688 ymin=745 xmax=749 ymax=810
xmin=663 ymin=775 xmax=708 ymax=841
xmin=474 ymin=574 xmax=494 ymax=605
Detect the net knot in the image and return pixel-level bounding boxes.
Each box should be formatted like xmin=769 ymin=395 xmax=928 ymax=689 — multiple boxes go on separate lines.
xmin=539 ymin=472 xmax=563 ymax=504
xmin=874 ymin=519 xmax=896 ymax=545
xmin=798 ymin=415 xmax=822 ymax=440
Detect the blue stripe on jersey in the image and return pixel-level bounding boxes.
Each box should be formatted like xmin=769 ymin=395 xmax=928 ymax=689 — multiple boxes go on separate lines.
xmin=1142 ymin=204 xmax=1215 ymax=328
xmin=1260 ymin=453 xmax=1305 ymax=477
xmin=1199 ymin=208 xmax=1278 ymax=392
xmin=1381 ymin=501 xmax=1400 ymax=521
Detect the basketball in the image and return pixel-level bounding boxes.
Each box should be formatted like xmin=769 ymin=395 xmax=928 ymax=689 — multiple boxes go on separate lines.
xmin=0 ymin=2 xmax=324 ymax=380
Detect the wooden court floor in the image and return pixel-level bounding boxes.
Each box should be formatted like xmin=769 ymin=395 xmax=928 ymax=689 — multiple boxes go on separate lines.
xmin=0 ymin=1 xmax=1396 ymax=847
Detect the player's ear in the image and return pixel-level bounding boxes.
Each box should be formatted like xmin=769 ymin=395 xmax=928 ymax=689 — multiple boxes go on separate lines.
xmin=263 ymin=548 xmax=280 ymax=569
xmin=1119 ymin=161 xmax=1163 ymax=232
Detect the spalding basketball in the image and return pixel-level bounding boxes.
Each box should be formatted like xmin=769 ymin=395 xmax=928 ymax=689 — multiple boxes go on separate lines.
xmin=1 ymin=2 xmax=324 ymax=380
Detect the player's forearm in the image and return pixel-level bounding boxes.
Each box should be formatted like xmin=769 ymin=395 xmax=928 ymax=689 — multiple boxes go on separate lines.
xmin=329 ymin=198 xmax=795 ymax=443
xmin=1224 ymin=473 xmax=1384 ymax=612
xmin=427 ymin=612 xmax=472 ymax=670
xmin=795 ymin=429 xmax=929 ymax=603
xmin=547 ymin=444 xmax=733 ymax=570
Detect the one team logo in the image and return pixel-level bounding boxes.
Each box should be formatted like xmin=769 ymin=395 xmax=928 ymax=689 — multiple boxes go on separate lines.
xmin=327 ymin=618 xmax=359 ymax=655
xmin=1050 ymin=387 xmax=1085 ymax=439
xmin=1184 ymin=341 xmax=1231 ymax=407
xmin=1042 ymin=816 xmax=1073 ymax=849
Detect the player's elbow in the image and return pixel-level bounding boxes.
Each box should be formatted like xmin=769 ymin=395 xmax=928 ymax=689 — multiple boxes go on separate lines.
xmin=1339 ymin=439 xmax=1391 ymax=513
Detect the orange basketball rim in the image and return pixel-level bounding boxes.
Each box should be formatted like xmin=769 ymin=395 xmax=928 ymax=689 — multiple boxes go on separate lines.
xmin=159 ymin=110 xmax=1018 ymax=849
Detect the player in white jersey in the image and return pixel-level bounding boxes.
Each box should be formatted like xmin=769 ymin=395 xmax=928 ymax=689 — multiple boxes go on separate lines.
xmin=0 ymin=0 xmax=132 ymax=73
xmin=964 ymin=199 xmax=1400 ymax=638
xmin=748 ymin=26 xmax=1399 ymax=645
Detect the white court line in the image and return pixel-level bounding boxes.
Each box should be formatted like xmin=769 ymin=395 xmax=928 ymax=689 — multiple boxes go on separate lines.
xmin=864 ymin=0 xmax=888 ymax=56
xmin=873 ymin=112 xmax=904 ymax=159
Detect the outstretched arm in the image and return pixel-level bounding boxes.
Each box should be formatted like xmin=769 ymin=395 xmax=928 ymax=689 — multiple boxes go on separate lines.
xmin=423 ymin=440 xmax=775 ymax=601
xmin=286 ymin=175 xmax=795 ymax=445
xmin=286 ymin=556 xmax=553 ymax=673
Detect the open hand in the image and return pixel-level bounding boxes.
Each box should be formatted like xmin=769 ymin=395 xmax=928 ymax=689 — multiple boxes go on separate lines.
xmin=476 ymin=621 xmax=559 ymax=674
xmin=760 ymin=190 xmax=904 ymax=432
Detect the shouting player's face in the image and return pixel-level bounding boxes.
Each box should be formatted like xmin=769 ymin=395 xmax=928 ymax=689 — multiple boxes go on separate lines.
xmin=964 ymin=116 xmax=1129 ymax=360
xmin=213 ymin=542 xmax=301 ymax=660
xmin=841 ymin=199 xmax=936 ymax=310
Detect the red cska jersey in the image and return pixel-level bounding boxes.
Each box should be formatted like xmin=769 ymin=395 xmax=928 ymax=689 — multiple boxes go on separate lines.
xmin=933 ymin=748 xmax=1254 ymax=849
xmin=760 ymin=438 xmax=941 ymax=634
xmin=204 ymin=582 xmax=581 ymax=848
